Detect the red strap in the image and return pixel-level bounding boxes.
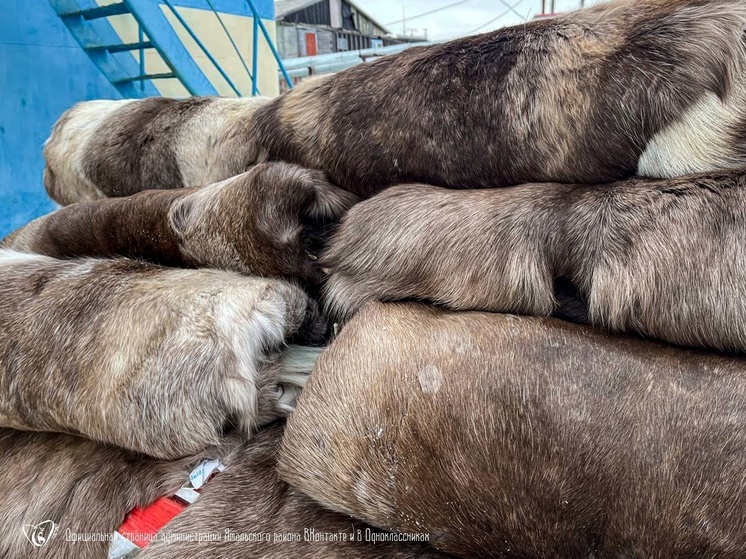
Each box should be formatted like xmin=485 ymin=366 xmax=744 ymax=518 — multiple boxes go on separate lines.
xmin=118 ymin=496 xmax=188 ymax=549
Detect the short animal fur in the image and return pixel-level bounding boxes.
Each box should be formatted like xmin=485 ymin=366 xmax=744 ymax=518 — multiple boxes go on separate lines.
xmin=0 ymin=429 xmax=237 ymax=559
xmin=44 ymin=96 xmax=269 ymax=205
xmin=253 ymin=0 xmax=746 ymax=197
xmin=280 ymin=303 xmax=746 ymax=559
xmin=324 ymin=170 xmax=746 ymax=353
xmin=140 ymin=425 xmax=447 ymax=559
xmin=4 ymin=163 xmax=357 ymax=283
xmin=0 ymin=250 xmax=325 ymax=459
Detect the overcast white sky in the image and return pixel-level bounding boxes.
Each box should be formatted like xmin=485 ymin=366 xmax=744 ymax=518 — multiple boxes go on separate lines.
xmin=361 ymin=0 xmax=600 ymax=41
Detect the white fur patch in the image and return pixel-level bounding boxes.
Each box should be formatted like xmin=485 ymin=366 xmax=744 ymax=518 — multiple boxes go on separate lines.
xmin=637 ymin=91 xmax=746 ymax=178
xmin=278 ymin=345 xmax=323 ymax=379
xmin=214 ymin=284 xmax=287 ymax=432
xmin=45 ymin=100 xmax=138 ymax=204
xmin=173 ymin=97 xmax=270 ymax=187
xmin=0 ymin=249 xmax=52 ymax=267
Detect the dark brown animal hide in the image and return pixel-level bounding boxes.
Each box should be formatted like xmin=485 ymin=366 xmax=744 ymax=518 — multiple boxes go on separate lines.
xmin=43 ymin=96 xmax=270 ymax=205
xmin=253 ymin=0 xmax=746 ymax=197
xmin=4 ymin=162 xmax=357 ymax=284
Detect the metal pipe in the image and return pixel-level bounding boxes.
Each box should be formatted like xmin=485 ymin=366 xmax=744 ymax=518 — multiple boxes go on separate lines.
xmin=282 ymin=42 xmax=433 ymax=78
xmin=138 ymin=24 xmax=145 ymax=93
xmin=282 ymin=41 xmax=430 ymax=70
xmin=252 ymin=14 xmax=260 ymax=96
xmin=205 ymin=0 xmax=258 ymax=95
xmin=242 ymin=0 xmax=294 ymax=89
xmin=162 ymin=0 xmax=243 ymax=96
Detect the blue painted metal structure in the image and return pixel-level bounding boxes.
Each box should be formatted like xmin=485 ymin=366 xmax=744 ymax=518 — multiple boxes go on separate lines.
xmin=252 ymin=14 xmax=260 ymax=95
xmin=242 ymin=0 xmax=294 ymax=89
xmin=1 ymin=0 xmax=123 ymax=236
xmin=174 ymin=0 xmax=272 ymax=15
xmin=1 ymin=0 xmax=287 ymax=237
xmin=48 ymin=0 xmax=218 ymax=96
xmin=48 ymin=0 xmax=291 ymax=98
xmin=161 ymin=0 xmax=241 ymax=95
xmin=205 ymin=0 xmax=258 ymax=93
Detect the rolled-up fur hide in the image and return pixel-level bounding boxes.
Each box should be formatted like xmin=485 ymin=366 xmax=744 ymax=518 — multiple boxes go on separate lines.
xmin=0 ymin=429 xmax=237 ymax=559
xmin=4 ymin=163 xmax=357 ymax=283
xmin=323 ymin=170 xmax=746 ymax=353
xmin=280 ymin=303 xmax=746 ymax=558
xmin=0 ymin=250 xmax=325 ymax=459
xmin=43 ymin=96 xmax=269 ymax=205
xmin=140 ymin=425 xmax=446 ymax=559
xmin=253 ymin=0 xmax=746 ymax=197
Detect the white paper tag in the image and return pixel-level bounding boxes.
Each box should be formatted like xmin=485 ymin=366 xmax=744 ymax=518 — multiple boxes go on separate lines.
xmin=187 ymin=459 xmax=225 ymax=490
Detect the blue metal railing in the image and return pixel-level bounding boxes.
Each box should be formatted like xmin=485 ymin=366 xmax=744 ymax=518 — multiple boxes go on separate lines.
xmin=51 ymin=0 xmax=291 ymax=98
xmin=205 ymin=0 xmax=258 ymax=93
xmin=160 ymin=0 xmax=293 ymax=96
xmin=125 ymin=0 xmax=219 ymax=95
xmin=49 ymin=0 xmax=162 ymax=98
xmin=162 ymin=0 xmax=243 ymax=96
xmin=252 ymin=14 xmax=260 ymax=95
xmin=242 ymin=0 xmax=293 ymax=90
xmin=138 ymin=24 xmax=146 ymax=94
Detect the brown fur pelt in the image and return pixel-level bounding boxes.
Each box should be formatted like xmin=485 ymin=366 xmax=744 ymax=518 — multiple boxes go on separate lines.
xmin=280 ymin=303 xmax=746 ymax=559
xmin=3 ymin=163 xmax=357 ymax=283
xmin=323 ymin=170 xmax=746 ymax=353
xmin=0 ymin=429 xmax=237 ymax=559
xmin=0 ymin=250 xmax=326 ymax=459
xmin=43 ymin=96 xmax=270 ymax=205
xmin=140 ymin=425 xmax=447 ymax=559
xmin=253 ymin=0 xmax=746 ymax=197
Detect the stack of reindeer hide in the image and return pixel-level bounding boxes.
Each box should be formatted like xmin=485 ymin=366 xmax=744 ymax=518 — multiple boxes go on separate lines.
xmin=2 ymin=0 xmax=746 ymax=557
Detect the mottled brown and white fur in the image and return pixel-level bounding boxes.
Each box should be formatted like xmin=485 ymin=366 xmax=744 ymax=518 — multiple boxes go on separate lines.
xmin=0 ymin=250 xmax=325 ymax=459
xmin=0 ymin=429 xmax=238 ymax=559
xmin=281 ymin=303 xmax=746 ymax=559
xmin=140 ymin=425 xmax=446 ymax=559
xmin=4 ymin=163 xmax=357 ymax=283
xmin=323 ymin=170 xmax=746 ymax=353
xmin=253 ymin=0 xmax=746 ymax=197
xmin=43 ymin=96 xmax=270 ymax=205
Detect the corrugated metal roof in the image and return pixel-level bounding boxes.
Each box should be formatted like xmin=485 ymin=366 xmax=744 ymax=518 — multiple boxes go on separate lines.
xmin=275 ymin=0 xmax=390 ymax=33
xmin=275 ymin=0 xmax=321 ymax=18
xmin=347 ymin=2 xmax=389 ymax=34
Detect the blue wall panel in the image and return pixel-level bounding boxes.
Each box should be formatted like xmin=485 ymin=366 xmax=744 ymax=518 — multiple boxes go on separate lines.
xmin=171 ymin=0 xmax=274 ymax=20
xmin=0 ymin=0 xmax=122 ymax=237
